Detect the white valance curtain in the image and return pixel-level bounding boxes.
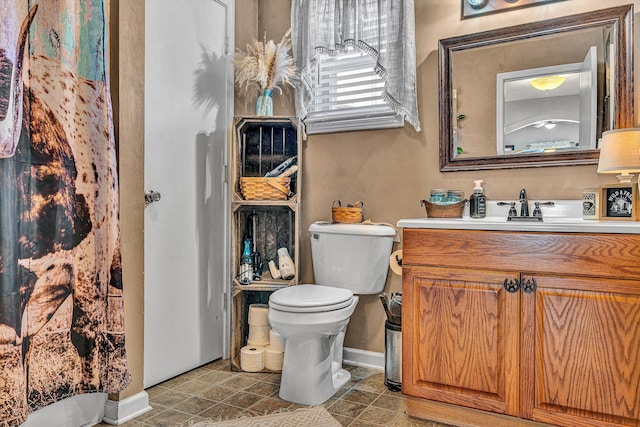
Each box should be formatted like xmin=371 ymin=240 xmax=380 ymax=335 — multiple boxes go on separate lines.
xmin=291 ymin=0 xmax=421 ymax=132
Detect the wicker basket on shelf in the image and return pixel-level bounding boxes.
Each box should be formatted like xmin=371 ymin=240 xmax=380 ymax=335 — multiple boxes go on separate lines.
xmin=332 ymin=200 xmax=364 ymax=223
xmin=420 ymin=199 xmax=465 ymax=218
xmin=240 ymin=177 xmax=291 ymax=200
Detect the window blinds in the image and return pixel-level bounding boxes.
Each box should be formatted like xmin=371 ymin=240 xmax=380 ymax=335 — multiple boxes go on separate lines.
xmin=305 ymin=50 xmax=402 ymax=134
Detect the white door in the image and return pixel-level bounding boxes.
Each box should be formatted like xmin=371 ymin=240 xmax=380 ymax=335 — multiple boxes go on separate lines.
xmin=144 ymin=0 xmax=233 ymax=387
xmin=578 ymin=45 xmax=597 ymax=148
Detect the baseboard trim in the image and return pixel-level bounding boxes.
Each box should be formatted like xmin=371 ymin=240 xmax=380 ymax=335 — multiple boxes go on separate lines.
xmin=102 ymin=391 xmax=152 ymax=425
xmin=406 ymin=396 xmax=551 ymax=427
xmin=343 ymin=347 xmax=384 ymax=370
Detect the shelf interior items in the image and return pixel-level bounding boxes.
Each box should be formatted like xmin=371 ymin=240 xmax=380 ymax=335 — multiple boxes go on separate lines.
xmin=235 ymin=120 xmax=299 ymax=196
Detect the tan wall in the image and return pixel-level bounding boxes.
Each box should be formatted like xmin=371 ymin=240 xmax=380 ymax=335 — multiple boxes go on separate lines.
xmin=112 ymin=0 xmax=640 ymax=401
xmin=236 ymin=0 xmax=640 ymax=353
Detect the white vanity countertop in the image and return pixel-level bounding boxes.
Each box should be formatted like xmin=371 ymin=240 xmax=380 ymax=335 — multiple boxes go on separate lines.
xmin=398 ymin=200 xmax=640 ymax=234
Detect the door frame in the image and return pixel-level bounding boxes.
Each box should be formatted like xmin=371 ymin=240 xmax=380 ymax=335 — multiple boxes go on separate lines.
xmin=218 ymin=0 xmax=234 ymax=359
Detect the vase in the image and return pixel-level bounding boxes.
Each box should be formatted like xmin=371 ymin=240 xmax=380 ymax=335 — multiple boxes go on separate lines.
xmin=256 ymin=89 xmax=273 ymax=116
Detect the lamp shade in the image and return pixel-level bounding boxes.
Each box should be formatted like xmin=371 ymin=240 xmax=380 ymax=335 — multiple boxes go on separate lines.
xmin=597 ymin=128 xmax=640 ymax=179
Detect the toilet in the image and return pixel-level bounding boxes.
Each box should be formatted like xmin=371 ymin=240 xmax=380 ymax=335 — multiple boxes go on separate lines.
xmin=268 ymin=222 xmax=396 ymax=405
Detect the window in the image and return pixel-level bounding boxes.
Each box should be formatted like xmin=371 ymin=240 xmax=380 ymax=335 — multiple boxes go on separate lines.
xmin=304 ymin=48 xmax=403 ymax=135
xmin=291 ymin=0 xmax=421 ymax=135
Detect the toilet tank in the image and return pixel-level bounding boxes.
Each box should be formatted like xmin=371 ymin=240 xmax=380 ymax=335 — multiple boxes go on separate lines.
xmin=309 ymin=222 xmax=396 ymax=294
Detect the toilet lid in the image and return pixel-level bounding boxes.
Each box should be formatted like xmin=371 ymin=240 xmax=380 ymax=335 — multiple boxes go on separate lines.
xmin=269 ymin=284 xmax=354 ymax=313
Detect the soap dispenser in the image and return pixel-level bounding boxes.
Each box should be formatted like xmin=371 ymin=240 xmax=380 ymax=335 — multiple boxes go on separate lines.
xmin=470 ymin=180 xmax=486 ymax=218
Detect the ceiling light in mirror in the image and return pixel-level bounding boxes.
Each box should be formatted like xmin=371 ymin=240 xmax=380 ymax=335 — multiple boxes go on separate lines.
xmin=530 ymin=75 xmax=566 ymax=91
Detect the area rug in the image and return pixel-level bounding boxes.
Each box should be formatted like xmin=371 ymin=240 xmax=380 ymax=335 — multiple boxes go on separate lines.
xmin=191 ymin=407 xmax=340 ymax=427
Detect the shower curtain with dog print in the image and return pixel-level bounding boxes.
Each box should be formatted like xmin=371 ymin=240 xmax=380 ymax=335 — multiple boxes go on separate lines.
xmin=0 ymin=2 xmax=130 ymax=425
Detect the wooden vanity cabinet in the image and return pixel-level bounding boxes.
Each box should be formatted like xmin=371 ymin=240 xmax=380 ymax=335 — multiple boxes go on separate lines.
xmin=402 ymin=228 xmax=640 ymax=427
xmin=403 ymin=265 xmax=521 ymax=415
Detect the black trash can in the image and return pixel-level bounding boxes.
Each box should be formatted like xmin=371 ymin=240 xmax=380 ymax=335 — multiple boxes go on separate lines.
xmin=380 ymin=292 xmax=402 ymax=391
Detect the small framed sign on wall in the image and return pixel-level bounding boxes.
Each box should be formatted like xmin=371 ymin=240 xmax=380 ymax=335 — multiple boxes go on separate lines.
xmin=600 ymin=184 xmax=640 ymax=221
xmin=462 ymin=0 xmax=567 ymax=19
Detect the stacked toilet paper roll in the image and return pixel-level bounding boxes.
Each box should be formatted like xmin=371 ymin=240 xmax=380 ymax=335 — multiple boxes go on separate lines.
xmin=248 ymin=327 xmax=270 ymax=346
xmin=247 ymin=304 xmax=270 ymax=347
xmin=264 ymin=329 xmax=285 ymax=370
xmin=243 ymin=304 xmax=285 ymax=371
xmin=243 ymin=304 xmax=269 ymax=371
xmin=248 ymin=304 xmax=269 ymax=325
xmin=269 ymin=329 xmax=285 ymax=352
xmin=264 ymin=345 xmax=284 ymax=370
xmin=240 ymin=345 xmax=265 ymax=372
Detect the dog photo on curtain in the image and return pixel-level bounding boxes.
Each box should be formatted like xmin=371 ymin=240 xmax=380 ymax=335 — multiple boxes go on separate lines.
xmin=0 ymin=1 xmax=131 ymax=425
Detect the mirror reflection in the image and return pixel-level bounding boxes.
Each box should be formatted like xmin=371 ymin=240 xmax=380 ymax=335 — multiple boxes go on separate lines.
xmin=454 ymin=27 xmax=609 ymax=158
xmin=439 ymin=5 xmax=633 ymax=171
xmin=497 ymin=45 xmax=599 ymax=155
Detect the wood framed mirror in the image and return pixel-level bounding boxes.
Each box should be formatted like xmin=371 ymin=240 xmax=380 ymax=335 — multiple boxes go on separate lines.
xmin=439 ymin=4 xmax=634 ymax=172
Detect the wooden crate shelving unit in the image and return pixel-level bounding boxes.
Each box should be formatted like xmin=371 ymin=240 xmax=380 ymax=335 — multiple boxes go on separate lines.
xmin=230 ymin=116 xmax=301 ymax=372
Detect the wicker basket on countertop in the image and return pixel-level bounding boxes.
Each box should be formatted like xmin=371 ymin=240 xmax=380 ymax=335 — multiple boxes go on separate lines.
xmin=240 ymin=177 xmax=291 ymax=200
xmin=332 ymin=200 xmax=364 ymax=223
xmin=420 ymin=199 xmax=466 ymax=218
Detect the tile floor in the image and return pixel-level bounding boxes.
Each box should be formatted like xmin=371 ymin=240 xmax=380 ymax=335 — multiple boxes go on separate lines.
xmin=97 ymin=359 xmax=454 ymax=427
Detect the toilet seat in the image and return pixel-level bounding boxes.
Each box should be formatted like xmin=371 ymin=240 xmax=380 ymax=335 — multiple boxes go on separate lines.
xmin=269 ymin=284 xmax=353 ymax=313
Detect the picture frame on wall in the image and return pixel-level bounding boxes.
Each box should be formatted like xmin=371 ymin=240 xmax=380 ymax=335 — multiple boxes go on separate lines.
xmin=462 ymin=0 xmax=567 ymax=20
xmin=600 ymin=184 xmax=640 ymax=221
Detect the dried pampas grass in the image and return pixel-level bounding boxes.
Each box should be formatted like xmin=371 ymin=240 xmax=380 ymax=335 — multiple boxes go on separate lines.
xmin=234 ymin=29 xmax=296 ymax=94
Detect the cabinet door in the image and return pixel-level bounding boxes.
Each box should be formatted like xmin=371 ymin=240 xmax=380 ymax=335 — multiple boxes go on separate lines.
xmin=403 ymin=266 xmax=520 ymax=416
xmin=522 ymin=275 xmax=640 ymax=426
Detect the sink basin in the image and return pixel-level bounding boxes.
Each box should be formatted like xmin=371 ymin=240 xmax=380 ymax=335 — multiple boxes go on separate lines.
xmin=540 ymin=217 xmax=586 ymax=224
xmin=397 ymin=200 xmax=640 ymax=234
xmin=507 ymin=216 xmax=543 ymax=222
xmin=455 ymin=215 xmax=585 ymax=223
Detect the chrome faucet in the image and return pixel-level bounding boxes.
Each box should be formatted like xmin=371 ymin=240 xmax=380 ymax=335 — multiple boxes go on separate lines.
xmin=532 ymin=201 xmax=555 ymax=218
xmin=519 ymin=189 xmax=529 ymax=217
xmin=498 ymin=189 xmax=555 ymax=221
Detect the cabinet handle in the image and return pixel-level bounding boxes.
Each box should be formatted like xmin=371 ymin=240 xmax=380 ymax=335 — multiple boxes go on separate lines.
xmin=521 ymin=277 xmax=537 ymax=293
xmin=503 ymin=278 xmax=520 ymax=293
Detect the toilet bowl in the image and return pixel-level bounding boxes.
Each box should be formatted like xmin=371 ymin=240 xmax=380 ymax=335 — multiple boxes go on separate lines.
xmin=269 ymin=284 xmax=358 ymax=405
xmin=268 ymin=222 xmax=396 ymax=405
